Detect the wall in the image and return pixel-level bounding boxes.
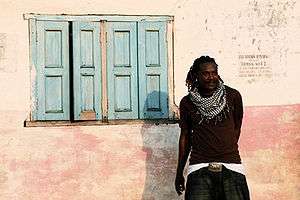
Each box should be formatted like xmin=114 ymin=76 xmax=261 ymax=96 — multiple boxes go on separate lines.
xmin=0 ymin=0 xmax=299 ymax=199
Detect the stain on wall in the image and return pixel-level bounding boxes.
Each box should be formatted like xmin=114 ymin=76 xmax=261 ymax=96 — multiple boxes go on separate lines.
xmin=0 ymin=33 xmax=18 ymax=73
xmin=0 ymin=105 xmax=299 ymax=199
xmin=240 ymin=104 xmax=300 ymax=200
xmin=0 ymin=33 xmax=7 ymax=71
xmin=0 ymin=0 xmax=299 ymax=199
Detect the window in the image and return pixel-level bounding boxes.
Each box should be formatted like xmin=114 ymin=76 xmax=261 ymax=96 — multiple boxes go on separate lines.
xmin=26 ymin=14 xmax=176 ymax=122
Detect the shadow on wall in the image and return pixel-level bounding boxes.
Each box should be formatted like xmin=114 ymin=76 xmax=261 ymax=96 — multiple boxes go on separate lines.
xmin=140 ymin=91 xmax=182 ymax=200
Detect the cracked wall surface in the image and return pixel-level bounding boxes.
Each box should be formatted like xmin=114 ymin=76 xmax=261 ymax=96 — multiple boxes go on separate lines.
xmin=0 ymin=0 xmax=299 ymax=199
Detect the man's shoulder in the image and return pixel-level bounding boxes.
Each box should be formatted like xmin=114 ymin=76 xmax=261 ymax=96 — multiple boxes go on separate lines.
xmin=179 ymin=94 xmax=191 ymax=107
xmin=180 ymin=94 xmax=190 ymax=102
xmin=224 ymin=85 xmax=241 ymax=96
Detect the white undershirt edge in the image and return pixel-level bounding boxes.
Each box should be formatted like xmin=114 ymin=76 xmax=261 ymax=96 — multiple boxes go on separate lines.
xmin=188 ymin=163 xmax=245 ymax=175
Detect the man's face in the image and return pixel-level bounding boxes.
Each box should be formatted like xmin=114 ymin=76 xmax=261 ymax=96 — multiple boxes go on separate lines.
xmin=197 ymin=62 xmax=219 ymax=92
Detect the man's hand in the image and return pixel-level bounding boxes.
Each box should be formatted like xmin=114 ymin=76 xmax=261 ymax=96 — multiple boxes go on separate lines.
xmin=175 ymin=127 xmax=190 ymax=196
xmin=175 ymin=174 xmax=185 ymax=195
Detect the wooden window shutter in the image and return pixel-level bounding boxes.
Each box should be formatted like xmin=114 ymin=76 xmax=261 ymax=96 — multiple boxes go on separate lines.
xmin=72 ymin=21 xmax=102 ymax=120
xmin=106 ymin=22 xmax=139 ymax=119
xmin=36 ymin=21 xmax=70 ymax=120
xmin=138 ymin=21 xmax=169 ymax=119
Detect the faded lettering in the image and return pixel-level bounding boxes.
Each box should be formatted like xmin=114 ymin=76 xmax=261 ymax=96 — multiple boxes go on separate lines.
xmin=238 ymin=54 xmax=272 ymax=78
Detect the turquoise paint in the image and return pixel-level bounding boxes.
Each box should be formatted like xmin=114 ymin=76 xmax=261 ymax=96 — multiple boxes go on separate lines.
xmin=107 ymin=22 xmax=139 ymax=119
xmin=45 ymin=31 xmax=62 ymax=67
xmin=29 ymin=19 xmax=38 ymax=120
xmin=146 ymin=75 xmax=161 ymax=110
xmin=146 ymin=30 xmax=160 ymax=66
xmin=81 ymin=75 xmax=95 ymax=111
xmin=114 ymin=75 xmax=132 ymax=111
xmin=80 ymin=30 xmax=94 ymax=67
xmin=138 ymin=21 xmax=168 ymax=119
xmin=45 ymin=76 xmax=63 ymax=112
xmin=36 ymin=21 xmax=70 ymax=120
xmin=32 ymin=18 xmax=170 ymax=121
xmin=114 ymin=31 xmax=130 ymax=66
xmin=73 ymin=21 xmax=102 ymax=120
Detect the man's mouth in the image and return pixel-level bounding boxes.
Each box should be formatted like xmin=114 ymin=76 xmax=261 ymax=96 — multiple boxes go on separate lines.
xmin=206 ymin=82 xmax=218 ymax=88
xmin=208 ymin=82 xmax=217 ymax=85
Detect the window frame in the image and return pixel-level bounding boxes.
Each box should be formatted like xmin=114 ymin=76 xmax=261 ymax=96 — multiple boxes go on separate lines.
xmin=25 ymin=14 xmax=178 ymax=125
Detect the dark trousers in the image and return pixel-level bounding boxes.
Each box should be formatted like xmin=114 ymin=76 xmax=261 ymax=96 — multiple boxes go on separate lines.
xmin=185 ymin=166 xmax=250 ymax=200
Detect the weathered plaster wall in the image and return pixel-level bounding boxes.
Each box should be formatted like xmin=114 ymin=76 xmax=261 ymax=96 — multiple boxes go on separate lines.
xmin=241 ymin=105 xmax=300 ymax=200
xmin=0 ymin=121 xmax=180 ymax=200
xmin=0 ymin=106 xmax=299 ymax=200
xmin=0 ymin=0 xmax=299 ymax=199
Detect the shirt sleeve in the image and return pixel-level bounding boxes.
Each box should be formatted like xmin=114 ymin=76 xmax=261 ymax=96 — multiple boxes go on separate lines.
xmin=179 ymin=97 xmax=191 ymax=130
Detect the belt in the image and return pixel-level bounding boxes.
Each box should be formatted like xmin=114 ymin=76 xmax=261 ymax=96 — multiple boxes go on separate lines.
xmin=208 ymin=163 xmax=223 ymax=172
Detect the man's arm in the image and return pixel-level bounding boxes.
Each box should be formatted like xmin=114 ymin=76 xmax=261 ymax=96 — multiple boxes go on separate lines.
xmin=233 ymin=90 xmax=244 ymax=140
xmin=175 ymin=127 xmax=191 ymax=195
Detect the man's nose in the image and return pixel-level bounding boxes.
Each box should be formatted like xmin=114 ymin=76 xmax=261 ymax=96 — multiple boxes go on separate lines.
xmin=207 ymin=73 xmax=215 ymax=80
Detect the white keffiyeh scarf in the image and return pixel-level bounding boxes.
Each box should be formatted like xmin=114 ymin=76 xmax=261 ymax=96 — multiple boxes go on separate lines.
xmin=189 ymin=80 xmax=229 ymax=124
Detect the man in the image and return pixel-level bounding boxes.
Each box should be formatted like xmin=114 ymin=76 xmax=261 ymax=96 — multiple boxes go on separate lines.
xmin=175 ymin=56 xmax=250 ymax=200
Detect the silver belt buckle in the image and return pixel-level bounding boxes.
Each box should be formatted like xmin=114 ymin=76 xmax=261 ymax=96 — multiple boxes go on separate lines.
xmin=208 ymin=163 xmax=222 ymax=172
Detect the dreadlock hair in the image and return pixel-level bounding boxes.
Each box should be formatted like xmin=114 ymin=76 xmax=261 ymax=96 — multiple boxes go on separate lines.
xmin=186 ymin=55 xmax=218 ymax=91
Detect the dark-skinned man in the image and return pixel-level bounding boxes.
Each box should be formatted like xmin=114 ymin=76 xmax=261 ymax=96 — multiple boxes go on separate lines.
xmin=175 ymin=56 xmax=250 ymax=200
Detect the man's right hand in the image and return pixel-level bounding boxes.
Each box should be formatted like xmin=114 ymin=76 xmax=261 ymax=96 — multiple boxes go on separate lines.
xmin=175 ymin=128 xmax=191 ymax=196
xmin=175 ymin=174 xmax=185 ymax=195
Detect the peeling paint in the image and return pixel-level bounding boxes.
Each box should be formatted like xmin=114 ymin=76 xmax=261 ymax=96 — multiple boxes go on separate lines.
xmin=0 ymin=0 xmax=299 ymax=199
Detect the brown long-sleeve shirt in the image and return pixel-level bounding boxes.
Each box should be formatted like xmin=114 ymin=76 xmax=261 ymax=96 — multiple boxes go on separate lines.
xmin=179 ymin=86 xmax=243 ymax=164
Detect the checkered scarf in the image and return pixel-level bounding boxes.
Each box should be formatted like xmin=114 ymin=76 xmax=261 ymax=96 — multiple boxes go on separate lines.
xmin=189 ymin=80 xmax=229 ymax=124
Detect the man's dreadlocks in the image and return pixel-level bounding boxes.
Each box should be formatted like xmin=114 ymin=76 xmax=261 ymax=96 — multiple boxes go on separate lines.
xmin=185 ymin=56 xmax=218 ymax=91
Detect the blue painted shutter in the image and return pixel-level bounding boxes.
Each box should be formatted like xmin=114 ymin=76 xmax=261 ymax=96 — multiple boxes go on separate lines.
xmin=36 ymin=21 xmax=70 ymax=120
xmin=73 ymin=21 xmax=101 ymax=120
xmin=107 ymin=22 xmax=138 ymax=119
xmin=138 ymin=21 xmax=168 ymax=119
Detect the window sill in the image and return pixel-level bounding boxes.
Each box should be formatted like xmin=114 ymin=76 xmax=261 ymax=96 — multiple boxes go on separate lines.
xmin=24 ymin=119 xmax=179 ymax=127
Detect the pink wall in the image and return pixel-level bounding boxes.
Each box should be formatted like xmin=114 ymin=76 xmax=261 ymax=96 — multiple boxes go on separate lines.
xmin=0 ymin=104 xmax=299 ymax=199
xmin=0 ymin=0 xmax=299 ymax=199
xmin=240 ymin=104 xmax=300 ymax=200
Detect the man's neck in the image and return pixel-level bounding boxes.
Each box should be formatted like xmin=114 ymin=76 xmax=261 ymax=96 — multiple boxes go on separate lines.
xmin=198 ymin=88 xmax=215 ymax=97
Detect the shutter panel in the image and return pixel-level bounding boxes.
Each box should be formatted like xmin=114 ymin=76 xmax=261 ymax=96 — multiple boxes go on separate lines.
xmin=36 ymin=21 xmax=70 ymax=120
xmin=106 ymin=22 xmax=138 ymax=119
xmin=73 ymin=21 xmax=101 ymax=120
xmin=138 ymin=21 xmax=168 ymax=119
